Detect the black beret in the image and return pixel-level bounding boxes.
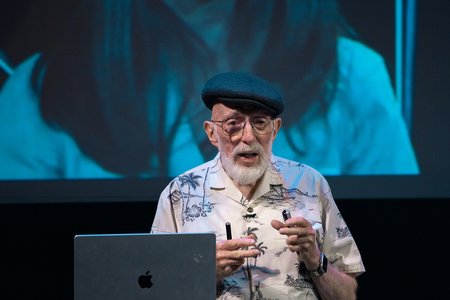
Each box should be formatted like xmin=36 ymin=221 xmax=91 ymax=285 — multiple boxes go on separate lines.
xmin=201 ymin=72 xmax=284 ymax=116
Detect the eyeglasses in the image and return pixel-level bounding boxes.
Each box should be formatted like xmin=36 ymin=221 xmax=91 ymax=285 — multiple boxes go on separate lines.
xmin=210 ymin=116 xmax=274 ymax=137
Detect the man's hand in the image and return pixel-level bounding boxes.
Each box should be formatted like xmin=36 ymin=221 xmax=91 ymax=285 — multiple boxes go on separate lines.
xmin=271 ymin=217 xmax=320 ymax=270
xmin=216 ymin=237 xmax=260 ymax=280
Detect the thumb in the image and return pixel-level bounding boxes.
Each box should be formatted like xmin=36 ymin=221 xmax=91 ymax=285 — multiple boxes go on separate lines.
xmin=271 ymin=219 xmax=285 ymax=230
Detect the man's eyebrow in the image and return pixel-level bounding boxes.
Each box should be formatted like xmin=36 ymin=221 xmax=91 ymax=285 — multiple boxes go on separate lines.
xmin=250 ymin=113 xmax=271 ymax=118
xmin=221 ymin=111 xmax=243 ymax=119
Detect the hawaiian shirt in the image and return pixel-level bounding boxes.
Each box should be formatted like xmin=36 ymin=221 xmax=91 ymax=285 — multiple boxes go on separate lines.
xmin=151 ymin=154 xmax=365 ymax=299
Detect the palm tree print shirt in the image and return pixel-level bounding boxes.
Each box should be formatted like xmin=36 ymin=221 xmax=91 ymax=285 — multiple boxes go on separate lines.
xmin=151 ymin=154 xmax=365 ymax=299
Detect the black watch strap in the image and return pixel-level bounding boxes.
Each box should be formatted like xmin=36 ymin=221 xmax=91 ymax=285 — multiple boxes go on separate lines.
xmin=308 ymin=252 xmax=328 ymax=277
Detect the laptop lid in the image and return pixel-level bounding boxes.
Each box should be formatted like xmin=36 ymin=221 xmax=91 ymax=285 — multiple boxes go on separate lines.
xmin=74 ymin=233 xmax=216 ymax=300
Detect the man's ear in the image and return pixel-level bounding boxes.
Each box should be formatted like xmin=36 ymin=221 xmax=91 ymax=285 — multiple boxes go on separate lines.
xmin=204 ymin=121 xmax=219 ymax=147
xmin=272 ymin=118 xmax=282 ymax=140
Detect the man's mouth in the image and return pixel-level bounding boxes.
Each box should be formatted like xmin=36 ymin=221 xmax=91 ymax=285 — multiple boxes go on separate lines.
xmin=236 ymin=152 xmax=260 ymax=166
xmin=238 ymin=152 xmax=258 ymax=158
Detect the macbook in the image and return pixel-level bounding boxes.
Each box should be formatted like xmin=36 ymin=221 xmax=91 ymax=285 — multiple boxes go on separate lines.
xmin=74 ymin=232 xmax=216 ymax=300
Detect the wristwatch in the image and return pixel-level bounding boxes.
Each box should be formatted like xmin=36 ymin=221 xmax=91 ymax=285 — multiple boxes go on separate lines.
xmin=308 ymin=252 xmax=328 ymax=277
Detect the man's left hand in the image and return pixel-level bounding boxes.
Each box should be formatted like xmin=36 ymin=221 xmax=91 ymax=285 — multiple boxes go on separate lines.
xmin=271 ymin=217 xmax=321 ymax=270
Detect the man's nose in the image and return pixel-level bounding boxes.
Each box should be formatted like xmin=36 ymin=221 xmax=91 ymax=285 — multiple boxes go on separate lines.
xmin=240 ymin=121 xmax=256 ymax=142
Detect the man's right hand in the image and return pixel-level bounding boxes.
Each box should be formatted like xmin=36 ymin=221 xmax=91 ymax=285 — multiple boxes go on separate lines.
xmin=216 ymin=238 xmax=260 ymax=280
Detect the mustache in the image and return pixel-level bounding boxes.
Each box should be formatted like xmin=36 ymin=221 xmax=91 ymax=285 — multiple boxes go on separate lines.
xmin=231 ymin=143 xmax=264 ymax=158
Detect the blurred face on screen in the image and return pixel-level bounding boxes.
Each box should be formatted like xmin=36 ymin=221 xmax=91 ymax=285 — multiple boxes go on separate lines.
xmin=204 ymin=103 xmax=281 ymax=185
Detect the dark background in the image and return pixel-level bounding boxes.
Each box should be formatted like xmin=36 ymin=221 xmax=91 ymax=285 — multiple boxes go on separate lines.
xmin=1 ymin=1 xmax=449 ymax=299
xmin=2 ymin=199 xmax=449 ymax=299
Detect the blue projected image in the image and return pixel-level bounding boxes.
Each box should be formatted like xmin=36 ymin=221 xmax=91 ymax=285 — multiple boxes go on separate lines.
xmin=0 ymin=0 xmax=419 ymax=180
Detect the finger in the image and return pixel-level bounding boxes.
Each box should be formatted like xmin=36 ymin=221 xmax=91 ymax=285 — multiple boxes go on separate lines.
xmin=219 ymin=264 xmax=242 ymax=278
xmin=223 ymin=266 xmax=234 ymax=275
xmin=288 ymin=233 xmax=315 ymax=243
xmin=243 ymin=234 xmax=257 ymax=242
xmin=217 ymin=264 xmax=238 ymax=279
xmin=217 ymin=238 xmax=256 ymax=250
xmin=231 ymin=249 xmax=260 ymax=259
xmin=217 ymin=257 xmax=245 ymax=268
xmin=218 ymin=249 xmax=260 ymax=261
xmin=279 ymin=226 xmax=303 ymax=236
xmin=279 ymin=223 xmax=315 ymax=236
xmin=287 ymin=242 xmax=313 ymax=253
xmin=216 ymin=255 xmax=245 ymax=280
xmin=271 ymin=219 xmax=285 ymax=230
xmin=284 ymin=217 xmax=311 ymax=228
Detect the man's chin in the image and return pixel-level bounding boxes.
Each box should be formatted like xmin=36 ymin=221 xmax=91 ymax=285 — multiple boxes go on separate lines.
xmin=235 ymin=161 xmax=259 ymax=169
xmin=227 ymin=161 xmax=267 ymax=185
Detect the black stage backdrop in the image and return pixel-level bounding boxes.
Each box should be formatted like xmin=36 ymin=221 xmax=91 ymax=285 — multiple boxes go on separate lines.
xmin=1 ymin=199 xmax=448 ymax=299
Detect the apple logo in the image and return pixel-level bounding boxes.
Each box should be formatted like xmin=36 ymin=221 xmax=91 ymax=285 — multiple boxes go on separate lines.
xmin=138 ymin=271 xmax=153 ymax=288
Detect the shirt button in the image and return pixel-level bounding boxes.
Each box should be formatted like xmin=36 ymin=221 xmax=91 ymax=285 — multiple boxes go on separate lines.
xmin=247 ymin=207 xmax=254 ymax=213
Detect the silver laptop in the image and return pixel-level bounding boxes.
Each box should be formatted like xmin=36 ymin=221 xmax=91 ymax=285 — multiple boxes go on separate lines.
xmin=74 ymin=233 xmax=216 ymax=300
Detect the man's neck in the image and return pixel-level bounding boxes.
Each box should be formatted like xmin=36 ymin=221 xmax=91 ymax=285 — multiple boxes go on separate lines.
xmin=232 ymin=178 xmax=261 ymax=200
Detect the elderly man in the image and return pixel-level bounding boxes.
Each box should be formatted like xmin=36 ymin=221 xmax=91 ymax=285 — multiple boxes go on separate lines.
xmin=151 ymin=72 xmax=365 ymax=299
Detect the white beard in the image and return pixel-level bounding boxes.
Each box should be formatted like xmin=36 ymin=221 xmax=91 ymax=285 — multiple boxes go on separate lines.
xmin=221 ymin=143 xmax=269 ymax=185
